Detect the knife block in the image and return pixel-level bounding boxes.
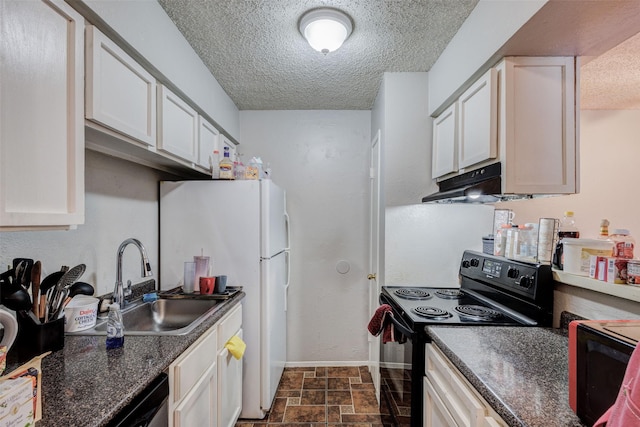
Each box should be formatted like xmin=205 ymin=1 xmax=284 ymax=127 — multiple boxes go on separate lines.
xmin=13 ymin=312 xmax=64 ymax=362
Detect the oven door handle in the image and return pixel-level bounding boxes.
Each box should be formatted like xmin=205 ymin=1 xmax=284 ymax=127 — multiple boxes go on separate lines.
xmin=387 ymin=311 xmax=414 ymax=338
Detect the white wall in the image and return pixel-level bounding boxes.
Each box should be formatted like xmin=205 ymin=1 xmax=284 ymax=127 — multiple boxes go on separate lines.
xmin=0 ymin=151 xmax=170 ymax=296
xmin=386 ymin=204 xmax=494 ymax=286
xmin=428 ymin=0 xmax=546 ymax=115
xmin=239 ymin=111 xmax=371 ymax=363
xmin=379 ymin=73 xmax=433 ymax=207
xmin=82 ymin=0 xmax=240 ymax=139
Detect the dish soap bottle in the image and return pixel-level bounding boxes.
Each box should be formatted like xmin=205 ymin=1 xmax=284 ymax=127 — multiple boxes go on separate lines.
xmin=219 ymin=146 xmax=234 ymax=180
xmin=106 ymin=303 xmax=124 ymax=349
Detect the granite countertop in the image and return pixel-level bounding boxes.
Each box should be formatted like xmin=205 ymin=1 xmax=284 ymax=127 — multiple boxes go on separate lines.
xmin=427 ymin=326 xmax=586 ymax=427
xmin=15 ymin=291 xmax=245 ymax=427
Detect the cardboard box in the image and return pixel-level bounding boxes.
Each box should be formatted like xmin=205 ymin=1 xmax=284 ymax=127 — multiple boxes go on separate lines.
xmin=589 ymin=255 xmax=609 ymax=281
xmin=607 ymin=257 xmax=629 ymax=284
xmin=0 ymin=376 xmax=34 ymax=426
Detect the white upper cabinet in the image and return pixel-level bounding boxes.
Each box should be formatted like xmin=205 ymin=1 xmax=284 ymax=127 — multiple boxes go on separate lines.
xmin=157 ymin=84 xmax=198 ymax=163
xmin=458 ymin=68 xmax=498 ymax=169
xmin=432 ymin=102 xmax=458 ymax=179
xmin=498 ymin=56 xmax=577 ymax=195
xmin=198 ymin=117 xmax=220 ymax=173
xmin=85 ymin=26 xmax=156 ymax=146
xmin=0 ymin=0 xmax=84 ymax=230
xmin=431 ymin=56 xmax=578 ymax=195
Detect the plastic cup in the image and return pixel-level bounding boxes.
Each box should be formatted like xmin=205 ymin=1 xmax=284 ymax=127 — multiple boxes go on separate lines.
xmin=183 ymin=262 xmax=196 ymax=294
xmin=199 ymin=277 xmax=216 ymax=294
xmin=193 ymin=256 xmax=210 ymax=292
xmin=215 ymin=275 xmax=227 ymax=294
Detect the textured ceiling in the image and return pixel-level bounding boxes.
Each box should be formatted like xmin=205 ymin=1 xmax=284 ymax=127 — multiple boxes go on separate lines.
xmin=157 ymin=0 xmax=478 ymax=110
xmin=581 ymin=31 xmax=640 ymax=110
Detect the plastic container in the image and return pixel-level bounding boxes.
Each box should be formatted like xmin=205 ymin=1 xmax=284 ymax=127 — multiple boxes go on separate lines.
xmin=64 ymin=295 xmax=99 ymax=332
xmin=562 ymin=238 xmax=614 ymax=276
xmin=482 ymin=235 xmax=494 ymax=255
xmin=610 ymin=229 xmax=635 ymax=259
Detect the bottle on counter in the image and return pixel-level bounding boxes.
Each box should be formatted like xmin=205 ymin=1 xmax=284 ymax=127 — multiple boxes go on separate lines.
xmin=234 ymin=153 xmax=245 ymax=180
xmin=211 ymin=150 xmax=220 ymax=179
xmin=558 ymin=211 xmax=580 ymax=239
xmin=106 ymin=303 xmax=124 ymax=349
xmin=219 ymin=146 xmax=234 ymax=180
xmin=553 ymin=211 xmax=580 ymax=269
xmin=610 ymin=229 xmax=635 ymax=259
xmin=599 ymin=219 xmax=610 ymax=239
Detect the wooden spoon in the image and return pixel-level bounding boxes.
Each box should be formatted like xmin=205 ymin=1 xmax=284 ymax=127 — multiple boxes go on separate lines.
xmin=31 ymin=261 xmax=41 ymax=317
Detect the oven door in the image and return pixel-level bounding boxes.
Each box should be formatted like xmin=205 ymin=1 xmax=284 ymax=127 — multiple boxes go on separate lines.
xmin=378 ymin=294 xmax=422 ymax=427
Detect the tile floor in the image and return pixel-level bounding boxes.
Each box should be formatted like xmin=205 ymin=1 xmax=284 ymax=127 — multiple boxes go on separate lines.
xmin=236 ymin=366 xmax=389 ymax=426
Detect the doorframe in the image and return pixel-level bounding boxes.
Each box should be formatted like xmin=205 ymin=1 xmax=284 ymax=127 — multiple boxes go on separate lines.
xmin=368 ymin=129 xmax=383 ymax=400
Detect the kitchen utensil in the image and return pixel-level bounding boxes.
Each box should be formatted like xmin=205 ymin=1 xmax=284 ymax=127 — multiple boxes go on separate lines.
xmin=3 ymin=288 xmax=32 ymax=312
xmin=31 ymin=261 xmax=41 ymax=317
xmin=47 ymin=263 xmax=85 ymax=322
xmin=12 ymin=258 xmax=34 ymax=290
xmin=38 ymin=270 xmax=65 ymax=321
xmin=63 ymin=281 xmax=95 ymax=306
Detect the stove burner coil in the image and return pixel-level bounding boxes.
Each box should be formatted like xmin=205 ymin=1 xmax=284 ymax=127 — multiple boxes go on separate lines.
xmin=412 ymin=306 xmax=452 ymax=320
xmin=394 ymin=288 xmax=431 ymax=300
xmin=435 ymin=289 xmax=463 ymax=299
xmin=455 ymin=305 xmax=503 ymax=321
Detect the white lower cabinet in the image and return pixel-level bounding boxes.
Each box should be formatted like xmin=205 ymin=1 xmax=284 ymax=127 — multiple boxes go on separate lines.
xmin=218 ymin=328 xmax=243 ymax=427
xmin=174 ymin=362 xmax=218 ymax=427
xmin=169 ymin=304 xmax=243 ymax=427
xmin=424 ymin=344 xmax=506 ymax=427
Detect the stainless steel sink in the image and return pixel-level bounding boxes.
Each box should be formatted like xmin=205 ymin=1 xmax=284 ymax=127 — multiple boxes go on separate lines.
xmin=69 ymin=298 xmax=223 ymax=336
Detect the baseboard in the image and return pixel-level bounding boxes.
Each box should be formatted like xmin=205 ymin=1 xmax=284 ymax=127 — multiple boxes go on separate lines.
xmin=285 ymin=360 xmax=370 ymax=368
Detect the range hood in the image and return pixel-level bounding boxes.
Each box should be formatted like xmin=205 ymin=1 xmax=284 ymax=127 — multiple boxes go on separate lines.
xmin=422 ymin=163 xmax=532 ymax=204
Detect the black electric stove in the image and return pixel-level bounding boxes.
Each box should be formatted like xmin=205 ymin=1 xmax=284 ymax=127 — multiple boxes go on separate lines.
xmin=378 ymin=250 xmax=554 ymax=427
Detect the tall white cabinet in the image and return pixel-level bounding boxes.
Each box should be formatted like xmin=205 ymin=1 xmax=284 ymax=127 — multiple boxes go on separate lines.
xmin=431 ymin=56 xmax=578 ymax=196
xmin=0 ymin=0 xmax=85 ymax=230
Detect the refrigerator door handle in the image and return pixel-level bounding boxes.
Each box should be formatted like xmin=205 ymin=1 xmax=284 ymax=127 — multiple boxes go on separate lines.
xmin=284 ymin=211 xmax=291 ymax=251
xmin=284 ymin=250 xmax=290 ymax=311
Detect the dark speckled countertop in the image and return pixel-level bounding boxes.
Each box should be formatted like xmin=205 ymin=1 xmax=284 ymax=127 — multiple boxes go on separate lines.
xmin=427 ymin=326 xmax=586 ymax=427
xmin=13 ymin=291 xmax=244 ymax=427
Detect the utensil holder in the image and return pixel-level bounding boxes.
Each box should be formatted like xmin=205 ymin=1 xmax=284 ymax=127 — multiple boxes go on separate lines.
xmin=13 ymin=312 xmax=64 ymax=362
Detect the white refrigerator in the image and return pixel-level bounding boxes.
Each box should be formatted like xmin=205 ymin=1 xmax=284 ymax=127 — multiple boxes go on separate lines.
xmin=159 ymin=179 xmax=290 ymax=419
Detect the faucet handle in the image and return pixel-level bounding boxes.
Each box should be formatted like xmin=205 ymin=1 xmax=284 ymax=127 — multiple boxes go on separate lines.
xmin=125 ymin=279 xmax=132 ymax=296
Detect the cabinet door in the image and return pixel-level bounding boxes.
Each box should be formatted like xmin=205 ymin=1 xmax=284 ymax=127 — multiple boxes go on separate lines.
xmin=423 ymin=377 xmax=457 ymax=427
xmin=432 ymin=103 xmax=458 ymax=179
xmin=0 ymin=0 xmax=84 ymax=229
xmin=218 ymin=328 xmax=243 ymax=427
xmin=85 ymin=26 xmax=156 ymax=146
xmin=174 ymin=361 xmax=218 ymax=427
xmin=158 ymin=85 xmax=198 ymax=163
xmin=499 ymin=57 xmax=577 ymax=194
xmin=198 ymin=117 xmax=219 ymax=171
xmin=458 ymin=68 xmax=498 ymax=169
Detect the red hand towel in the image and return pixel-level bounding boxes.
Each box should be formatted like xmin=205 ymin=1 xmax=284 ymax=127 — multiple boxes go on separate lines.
xmin=367 ymin=304 xmax=395 ymax=343
xmin=594 ymin=343 xmax=640 ymax=427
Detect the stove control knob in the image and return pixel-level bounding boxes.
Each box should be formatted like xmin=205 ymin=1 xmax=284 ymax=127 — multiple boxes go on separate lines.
xmin=507 ymin=267 xmax=520 ymax=279
xmin=470 ymin=258 xmax=480 ymax=267
xmin=462 ymin=259 xmax=471 ymax=268
xmin=518 ymin=275 xmax=533 ymax=288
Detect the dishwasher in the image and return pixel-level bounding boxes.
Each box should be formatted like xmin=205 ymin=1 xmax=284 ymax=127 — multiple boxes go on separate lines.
xmin=107 ymin=372 xmax=169 ymax=427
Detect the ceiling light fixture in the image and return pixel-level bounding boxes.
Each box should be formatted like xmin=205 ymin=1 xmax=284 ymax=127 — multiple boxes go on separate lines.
xmin=299 ymin=8 xmax=353 ymax=54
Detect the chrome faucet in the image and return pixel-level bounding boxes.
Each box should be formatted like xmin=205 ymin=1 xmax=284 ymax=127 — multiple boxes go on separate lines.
xmin=113 ymin=238 xmax=153 ymax=307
